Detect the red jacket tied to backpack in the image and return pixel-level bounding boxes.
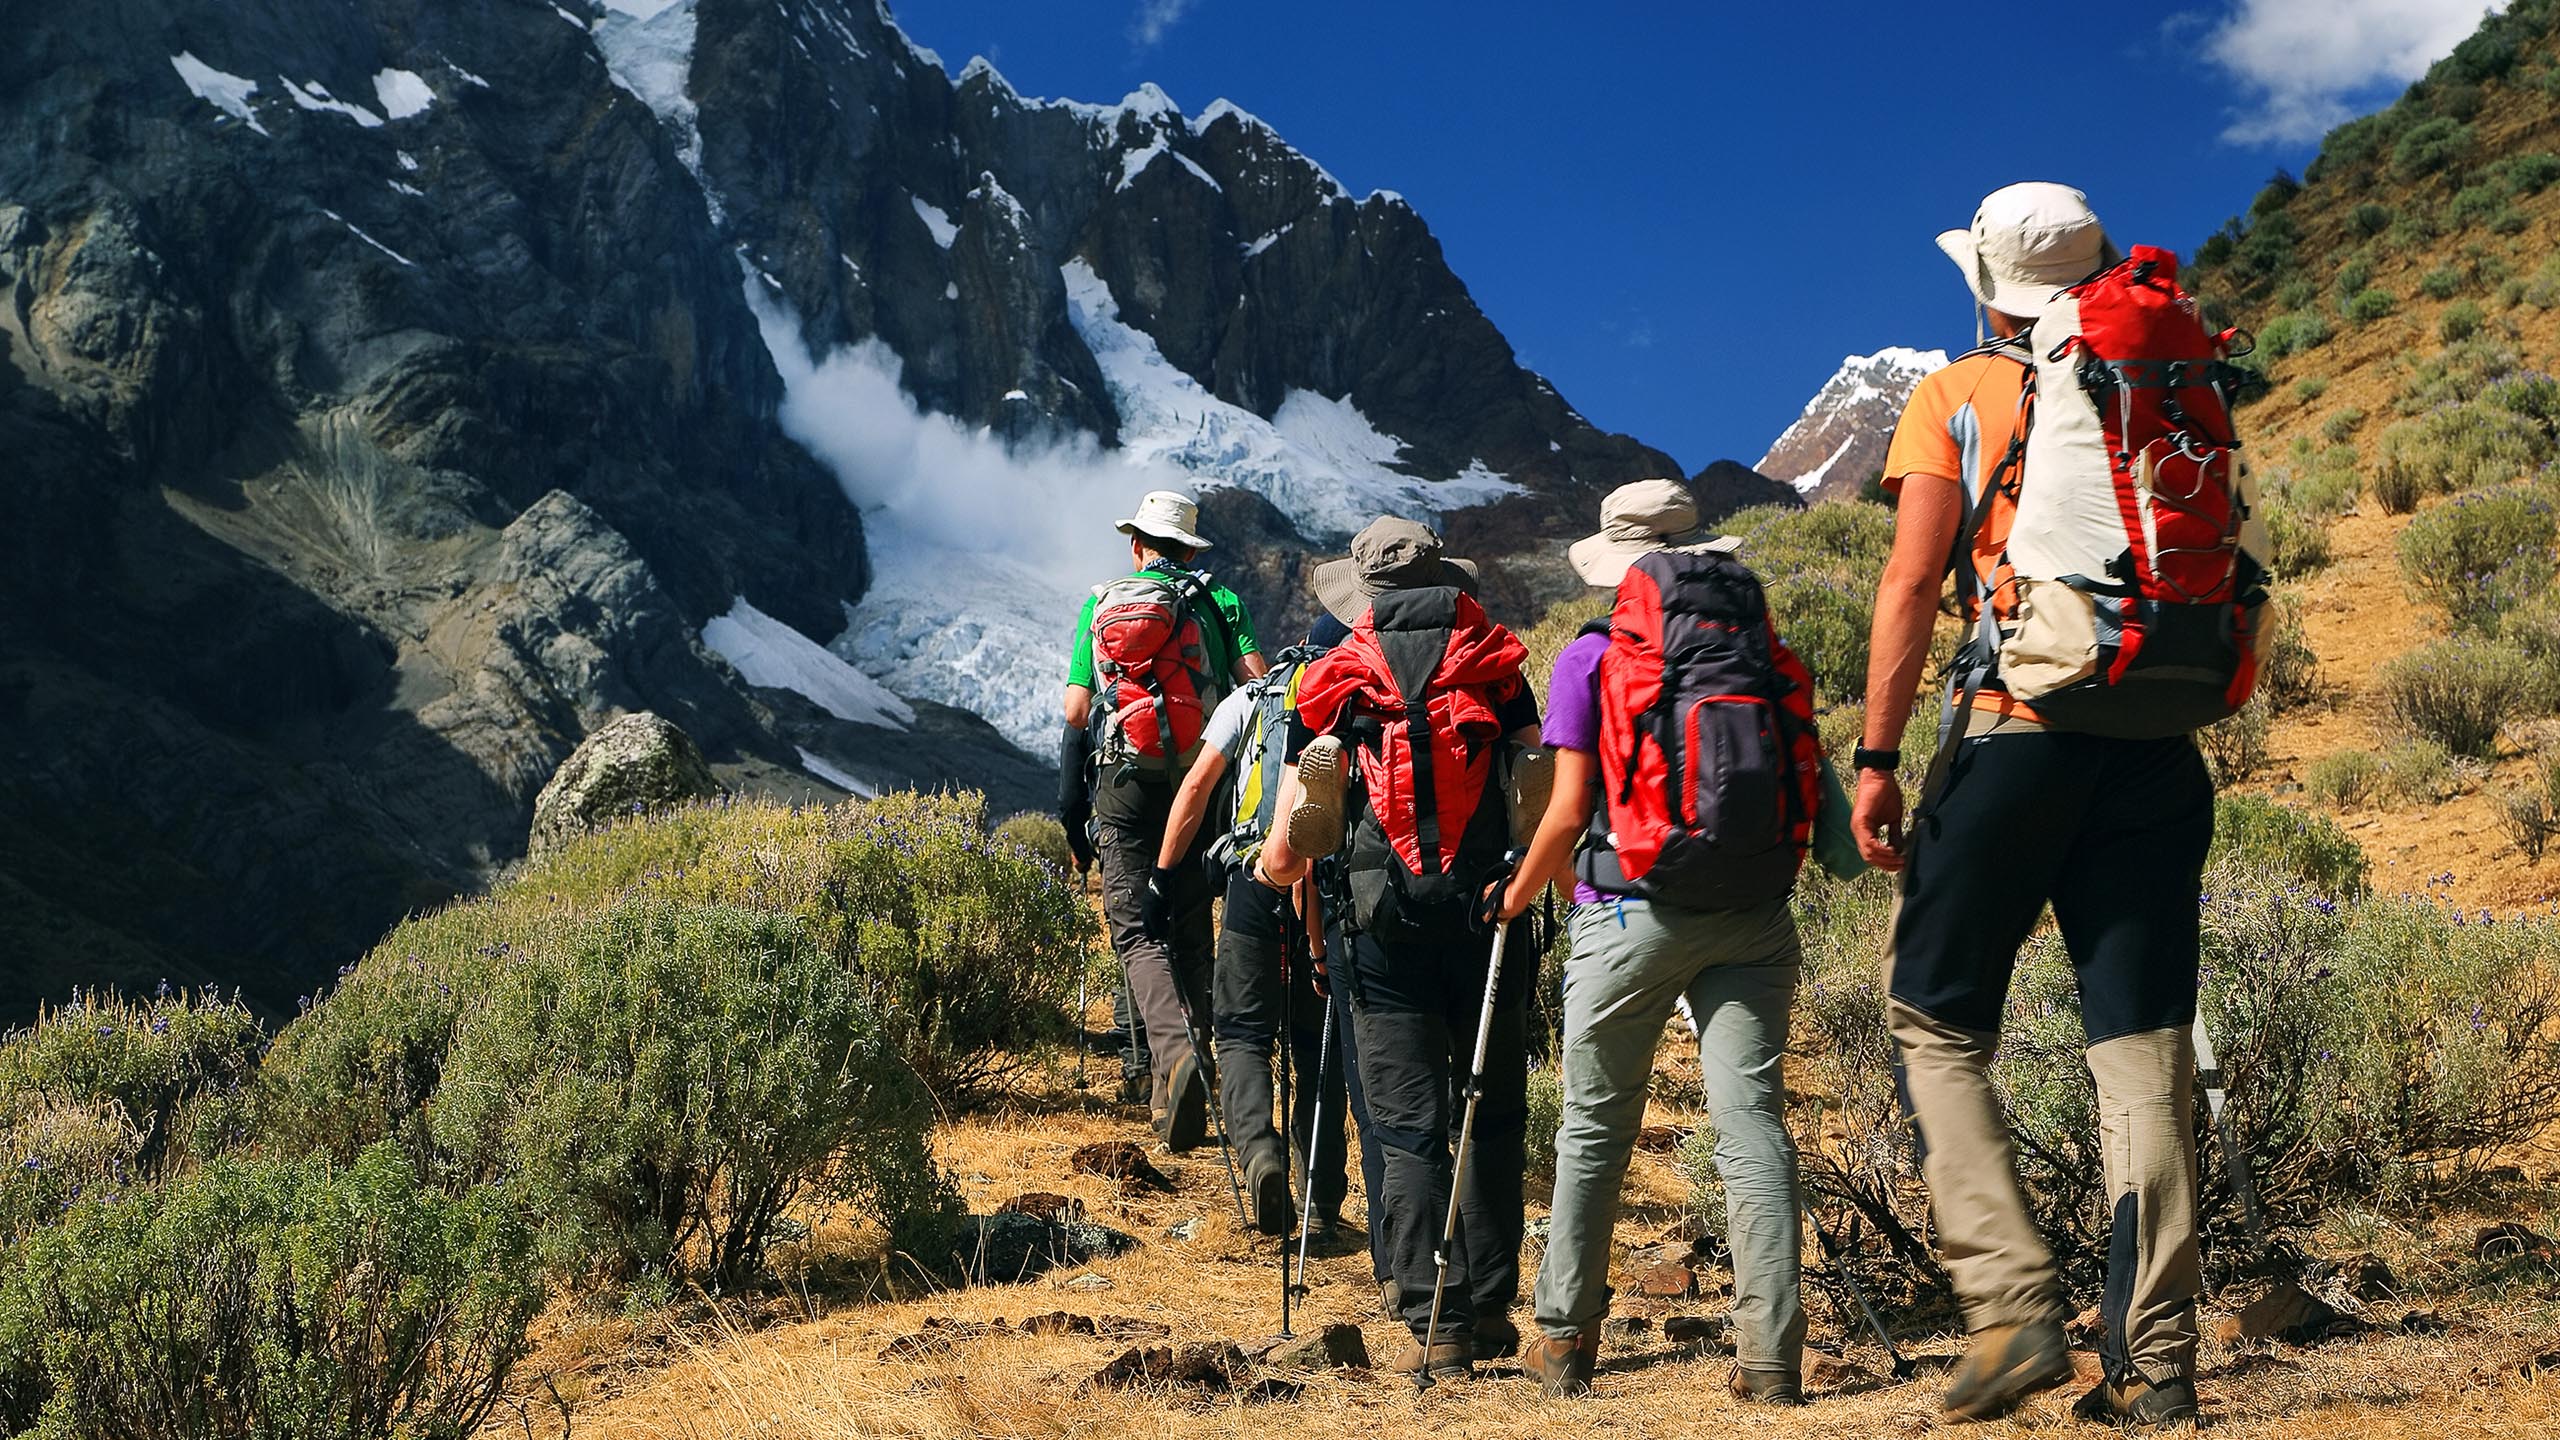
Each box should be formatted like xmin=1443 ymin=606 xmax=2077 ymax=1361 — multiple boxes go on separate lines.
xmin=1582 ymin=547 xmax=1823 ymax=911
xmin=1294 ymin=587 xmax=1525 ymax=930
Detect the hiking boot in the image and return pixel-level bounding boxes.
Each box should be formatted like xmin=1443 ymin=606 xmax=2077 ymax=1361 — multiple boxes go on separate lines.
xmin=1941 ymin=1319 xmax=2074 ymax=1422
xmin=1243 ymin=1145 xmax=1292 ymax=1236
xmin=1730 ymin=1364 xmax=1806 ymax=1406
xmin=1389 ymin=1337 xmax=1473 ymax=1381
xmin=1379 ymin=1278 xmax=1402 ymax=1321
xmin=1117 ymin=1072 xmax=1149 ymax=1106
xmin=1158 ymin=1051 xmax=1208 ymax=1153
xmin=2072 ymin=1373 xmax=2199 ymax=1431
xmin=1520 ymin=1330 xmax=1599 ymax=1397
xmin=1286 ymin=736 xmax=1348 ymax=858
xmin=1472 ymin=1313 xmax=1520 ymax=1361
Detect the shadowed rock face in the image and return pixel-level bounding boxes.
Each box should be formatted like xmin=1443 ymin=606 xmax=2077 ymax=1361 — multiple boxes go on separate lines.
xmin=0 ymin=0 xmax=1688 ymax=1012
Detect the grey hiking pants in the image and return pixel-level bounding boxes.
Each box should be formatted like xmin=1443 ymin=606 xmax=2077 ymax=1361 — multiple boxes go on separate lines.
xmin=1887 ymin=725 xmax=2212 ymax=1384
xmin=1093 ymin=774 xmax=1214 ymax=1100
xmin=1534 ymin=896 xmax=1806 ymax=1371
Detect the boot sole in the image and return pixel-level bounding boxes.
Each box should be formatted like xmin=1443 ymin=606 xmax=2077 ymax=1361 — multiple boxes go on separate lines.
xmin=1942 ymin=1351 xmax=2074 ymax=1422
xmin=1285 ymin=738 xmax=1347 ymax=859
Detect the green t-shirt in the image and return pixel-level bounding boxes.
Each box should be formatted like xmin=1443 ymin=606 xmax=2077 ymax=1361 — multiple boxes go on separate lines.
xmin=1065 ymin=562 xmax=1259 ymax=688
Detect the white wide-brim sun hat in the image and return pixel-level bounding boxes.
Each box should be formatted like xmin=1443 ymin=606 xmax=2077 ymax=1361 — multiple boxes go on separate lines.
xmin=1114 ymin=489 xmax=1212 ymax=551
xmin=1935 ymin=181 xmax=2122 ymax=320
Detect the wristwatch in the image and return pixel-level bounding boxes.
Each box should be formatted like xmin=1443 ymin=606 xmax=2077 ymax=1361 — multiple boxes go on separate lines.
xmin=1852 ymin=746 xmax=1901 ymax=773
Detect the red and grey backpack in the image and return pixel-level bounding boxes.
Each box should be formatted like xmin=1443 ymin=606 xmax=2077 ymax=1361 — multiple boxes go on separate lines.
xmin=1955 ymin=245 xmax=2270 ymax=740
xmin=1088 ymin=564 xmax=1225 ymax=775
xmin=1579 ymin=546 xmax=1824 ymax=910
xmin=1292 ymin=586 xmax=1528 ymax=937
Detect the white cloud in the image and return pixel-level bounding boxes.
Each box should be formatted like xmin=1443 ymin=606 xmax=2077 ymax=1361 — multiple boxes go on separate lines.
xmin=2205 ymin=0 xmax=2506 ymax=145
xmin=1130 ymin=0 xmax=1197 ymax=50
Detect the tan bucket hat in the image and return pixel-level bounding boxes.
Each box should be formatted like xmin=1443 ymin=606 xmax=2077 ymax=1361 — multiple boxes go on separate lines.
xmin=1934 ymin=182 xmax=2121 ymax=320
xmin=1116 ymin=489 xmax=1212 ymax=551
xmin=1568 ymin=478 xmax=1739 ymax=587
xmin=1311 ymin=516 xmax=1479 ymax=624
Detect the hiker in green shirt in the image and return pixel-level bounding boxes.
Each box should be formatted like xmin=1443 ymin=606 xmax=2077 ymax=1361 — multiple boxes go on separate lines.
xmin=1060 ymin=490 xmax=1266 ymax=1139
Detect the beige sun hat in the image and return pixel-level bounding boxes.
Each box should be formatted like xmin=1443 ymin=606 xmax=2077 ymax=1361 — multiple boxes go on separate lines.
xmin=1568 ymin=478 xmax=1740 ymax=588
xmin=1310 ymin=515 xmax=1479 ymax=624
xmin=1116 ymin=489 xmax=1212 ymax=551
xmin=1934 ymin=182 xmax=2122 ymax=320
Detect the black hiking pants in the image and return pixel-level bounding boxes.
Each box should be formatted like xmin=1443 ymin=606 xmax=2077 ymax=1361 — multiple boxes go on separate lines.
xmin=1344 ymin=919 xmax=1529 ymax=1341
xmin=1211 ymin=872 xmax=1348 ymax=1214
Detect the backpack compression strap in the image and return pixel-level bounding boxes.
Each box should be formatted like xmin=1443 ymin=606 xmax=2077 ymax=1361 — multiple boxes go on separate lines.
xmin=1368 ymin=586 xmax=1464 ymax=876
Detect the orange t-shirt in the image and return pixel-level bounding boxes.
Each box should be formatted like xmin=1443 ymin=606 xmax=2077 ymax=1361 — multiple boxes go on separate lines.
xmin=1881 ymin=344 xmax=2043 ymax=722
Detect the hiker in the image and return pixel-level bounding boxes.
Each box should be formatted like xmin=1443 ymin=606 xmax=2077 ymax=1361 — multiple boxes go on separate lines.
xmin=1256 ymin=516 xmax=1543 ymax=1382
xmin=1856 ymin=183 xmax=2265 ymax=1428
xmin=1494 ymin=479 xmax=1865 ymax=1403
xmin=1152 ymin=614 xmax=1355 ymax=1236
xmin=1061 ymin=489 xmax=1268 ymax=1148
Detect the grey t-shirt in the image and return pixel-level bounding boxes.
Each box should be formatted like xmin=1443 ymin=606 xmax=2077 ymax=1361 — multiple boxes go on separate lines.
xmin=1200 ymin=683 xmax=1260 ymax=766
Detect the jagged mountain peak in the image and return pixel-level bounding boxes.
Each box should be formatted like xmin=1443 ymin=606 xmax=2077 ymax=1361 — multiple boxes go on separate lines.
xmin=1756 ymin=346 xmax=1949 ymax=501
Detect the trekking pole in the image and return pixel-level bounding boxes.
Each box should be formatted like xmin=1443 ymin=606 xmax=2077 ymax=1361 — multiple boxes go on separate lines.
xmin=1803 ymin=1196 xmax=1915 ymax=1380
xmin=1418 ymin=909 xmax=1514 ymax=1394
xmin=1289 ymin=879 xmax=1331 ymax=1312
xmin=2191 ymin=1012 xmax=2270 ymax=1256
xmin=1074 ymin=866 xmax=1096 ymax=1092
xmin=1278 ymin=883 xmax=1298 ymax=1340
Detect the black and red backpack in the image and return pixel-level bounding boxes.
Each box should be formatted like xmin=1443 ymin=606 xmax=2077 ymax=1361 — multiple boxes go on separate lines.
xmin=1088 ymin=563 xmax=1225 ymax=775
xmin=1292 ymin=586 xmax=1528 ymax=939
xmin=1579 ymin=546 xmax=1824 ymax=911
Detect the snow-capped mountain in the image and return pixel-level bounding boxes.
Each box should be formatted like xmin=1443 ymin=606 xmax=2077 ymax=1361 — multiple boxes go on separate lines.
xmin=0 ymin=0 xmax=1683 ymax=1009
xmin=1757 ymin=347 xmax=1948 ymax=502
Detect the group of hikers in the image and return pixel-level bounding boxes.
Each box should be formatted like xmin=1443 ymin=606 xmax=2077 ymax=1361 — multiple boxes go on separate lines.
xmin=1055 ymin=183 xmax=2268 ymax=1429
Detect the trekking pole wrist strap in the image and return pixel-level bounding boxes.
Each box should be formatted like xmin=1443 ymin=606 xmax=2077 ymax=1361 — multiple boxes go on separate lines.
xmin=1852 ymin=746 xmax=1901 ymax=773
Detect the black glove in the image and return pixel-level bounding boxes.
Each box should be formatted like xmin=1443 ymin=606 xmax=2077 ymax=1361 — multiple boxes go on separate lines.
xmin=1471 ymin=850 xmax=1524 ymax=933
xmin=1063 ymin=811 xmax=1095 ymax=873
xmin=1139 ymin=865 xmax=1178 ymax=940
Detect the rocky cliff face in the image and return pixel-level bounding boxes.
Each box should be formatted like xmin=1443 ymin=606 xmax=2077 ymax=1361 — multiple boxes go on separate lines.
xmin=0 ymin=0 xmax=1697 ymax=1012
xmin=1756 ymin=347 xmax=1946 ymax=502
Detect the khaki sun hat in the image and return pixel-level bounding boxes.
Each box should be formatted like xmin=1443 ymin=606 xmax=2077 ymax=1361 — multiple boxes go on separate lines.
xmin=1567 ymin=478 xmax=1740 ymax=588
xmin=1116 ymin=489 xmax=1212 ymax=551
xmin=1311 ymin=515 xmax=1479 ymax=624
xmin=1934 ymin=182 xmax=2122 ymax=321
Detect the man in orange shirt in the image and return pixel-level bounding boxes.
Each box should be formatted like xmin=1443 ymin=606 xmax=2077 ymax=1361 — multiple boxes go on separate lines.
xmin=1854 ymin=184 xmax=2210 ymax=1430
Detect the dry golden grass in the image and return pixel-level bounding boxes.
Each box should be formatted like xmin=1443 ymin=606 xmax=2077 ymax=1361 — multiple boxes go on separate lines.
xmin=493 ymin=1017 xmax=2560 ymax=1440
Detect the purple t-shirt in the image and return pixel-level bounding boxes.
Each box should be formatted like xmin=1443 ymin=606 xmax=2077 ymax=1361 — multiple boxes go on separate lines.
xmin=1541 ymin=631 xmax=1612 ymax=904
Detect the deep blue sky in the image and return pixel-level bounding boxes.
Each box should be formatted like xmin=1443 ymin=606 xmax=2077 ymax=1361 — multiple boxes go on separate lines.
xmin=891 ymin=1 xmax=2438 ymax=474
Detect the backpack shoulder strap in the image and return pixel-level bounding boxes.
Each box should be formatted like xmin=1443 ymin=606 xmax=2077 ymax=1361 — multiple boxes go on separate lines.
xmin=1365 ymin=586 xmax=1463 ymax=874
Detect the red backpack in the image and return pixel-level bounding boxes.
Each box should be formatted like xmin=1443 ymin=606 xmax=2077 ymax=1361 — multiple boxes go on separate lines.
xmin=1969 ymin=246 xmax=2269 ymax=738
xmin=1088 ymin=565 xmax=1225 ymax=773
xmin=1293 ymin=586 xmax=1527 ymax=936
xmin=1580 ymin=547 xmax=1823 ymax=910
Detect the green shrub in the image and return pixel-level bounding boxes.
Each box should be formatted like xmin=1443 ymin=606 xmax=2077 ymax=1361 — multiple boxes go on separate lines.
xmin=2208 ymin=794 xmax=2370 ymax=899
xmin=2503 ymin=587 xmax=2560 ymax=698
xmin=1523 ymin=1062 xmax=1563 ymax=1184
xmin=2496 ymin=752 xmax=2560 ymax=861
xmin=2375 ymin=402 xmax=2553 ymax=510
xmin=2276 ymin=277 xmax=2319 ymax=312
xmin=2395 ymin=484 xmax=2559 ymax=630
xmin=2524 ymin=255 xmax=2560 ymax=310
xmin=2489 ymin=151 xmax=2560 ymax=197
xmin=0 ymin=1101 xmax=141 ymax=1249
xmin=0 ymin=1145 xmax=540 ymax=1440
xmin=2379 ymin=738 xmax=2461 ymax=805
xmin=2438 ymin=301 xmax=2487 ymax=343
xmin=2348 ymin=202 xmax=2394 ymax=238
xmin=2448 ymin=183 xmax=2504 ymax=230
xmin=2291 ymin=376 xmax=2329 ymax=403
xmin=2392 ymin=117 xmax=2475 ymax=178
xmin=2260 ymin=494 xmax=2333 ymax=578
xmin=2400 ymin=338 xmax=2525 ymax=413
xmin=1722 ymin=501 xmax=1898 ymax=704
xmin=425 ymin=897 xmax=955 ymax=1288
xmin=2345 ymin=288 xmax=2399 ymax=325
xmin=2256 ymin=592 xmax=2321 ymax=710
xmin=2306 ymin=749 xmax=2382 ymax=809
xmin=2199 ymin=698 xmax=2271 ymax=784
xmin=514 ymin=792 xmax=1098 ymax=1099
xmin=0 ymin=988 xmax=261 ymax=1181
xmin=2257 ymin=311 xmax=2331 ymax=358
xmin=1675 ymin=1121 xmax=1729 ymax=1238
xmin=992 ymin=810 xmax=1074 ymax=874
xmin=2375 ymin=636 xmax=2540 ymax=757
xmin=1520 ymin=598 xmax=1607 ymax=710
xmin=2420 ymin=266 xmax=2466 ymax=300
xmin=2334 ymin=255 xmax=2376 ymax=300
xmin=2490 ymin=207 xmax=2531 ymax=237
xmin=2320 ymin=407 xmax=2366 ymax=445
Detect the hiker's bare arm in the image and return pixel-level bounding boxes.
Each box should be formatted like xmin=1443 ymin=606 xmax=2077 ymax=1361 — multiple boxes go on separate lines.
xmin=1156 ymin=749 xmax=1232 ymax=870
xmin=1856 ymin=472 xmax=1961 ymax=869
xmin=1499 ymin=748 xmax=1594 ymax=918
xmin=1233 ymin=650 xmax=1270 ymax=682
xmin=1063 ymin=684 xmax=1093 ymax=729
